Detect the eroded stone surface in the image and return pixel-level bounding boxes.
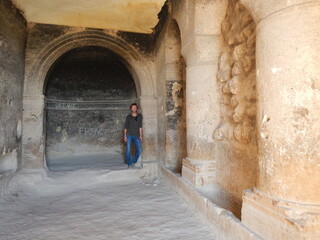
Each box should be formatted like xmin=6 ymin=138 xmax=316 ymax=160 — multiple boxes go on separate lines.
xmin=13 ymin=0 xmax=166 ymax=34
xmin=45 ymin=46 xmax=136 ymax=158
xmin=0 ymin=0 xmax=27 ymax=172
xmin=216 ymin=0 xmax=257 ymax=144
xmin=241 ymin=1 xmax=320 ymax=239
xmin=1 ymin=0 xmax=320 ymax=239
xmin=214 ymin=0 xmax=258 ymax=209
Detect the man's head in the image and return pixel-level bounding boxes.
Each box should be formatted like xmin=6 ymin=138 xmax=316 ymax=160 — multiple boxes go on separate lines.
xmin=130 ymin=103 xmax=138 ymax=113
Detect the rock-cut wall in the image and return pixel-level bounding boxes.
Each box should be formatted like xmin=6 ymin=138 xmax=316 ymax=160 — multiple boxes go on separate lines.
xmin=214 ymin=0 xmax=258 ymax=216
xmin=0 ymin=0 xmax=27 ymax=173
xmin=45 ymin=46 xmax=137 ymax=159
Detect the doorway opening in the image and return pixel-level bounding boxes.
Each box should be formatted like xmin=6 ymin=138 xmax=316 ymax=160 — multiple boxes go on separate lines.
xmin=44 ymin=46 xmax=137 ymax=171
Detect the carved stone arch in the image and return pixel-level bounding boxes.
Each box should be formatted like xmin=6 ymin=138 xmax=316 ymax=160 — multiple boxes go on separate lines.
xmin=163 ymin=17 xmax=186 ymax=172
xmin=165 ymin=19 xmax=182 ymax=66
xmin=167 ymin=0 xmax=185 ymax=45
xmin=24 ymin=30 xmax=155 ymax=97
xmin=22 ymin=30 xmax=157 ymax=169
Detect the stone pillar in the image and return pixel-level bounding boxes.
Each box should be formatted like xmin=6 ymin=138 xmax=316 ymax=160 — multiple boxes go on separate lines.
xmin=164 ymin=20 xmax=185 ymax=171
xmin=181 ymin=1 xmax=228 ymax=186
xmin=240 ymin=0 xmax=320 ymax=239
xmin=22 ymin=95 xmax=45 ymax=169
xmin=139 ymin=95 xmax=158 ymax=164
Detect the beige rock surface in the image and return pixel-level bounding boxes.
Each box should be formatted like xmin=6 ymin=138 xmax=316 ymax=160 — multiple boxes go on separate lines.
xmin=213 ymin=0 xmax=258 ymax=215
xmin=180 ymin=0 xmax=228 ymax=187
xmin=13 ymin=0 xmax=166 ymax=33
xmin=1 ymin=0 xmax=320 ymax=239
xmin=240 ymin=0 xmax=320 ymax=239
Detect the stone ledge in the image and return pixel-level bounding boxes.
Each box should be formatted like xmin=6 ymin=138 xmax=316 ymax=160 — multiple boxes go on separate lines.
xmin=159 ymin=165 xmax=262 ymax=240
xmin=182 ymin=158 xmax=215 ymax=186
xmin=242 ymin=190 xmax=320 ymax=240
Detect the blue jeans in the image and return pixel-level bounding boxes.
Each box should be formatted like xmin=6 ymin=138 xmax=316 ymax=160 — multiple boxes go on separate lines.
xmin=126 ymin=135 xmax=142 ymax=166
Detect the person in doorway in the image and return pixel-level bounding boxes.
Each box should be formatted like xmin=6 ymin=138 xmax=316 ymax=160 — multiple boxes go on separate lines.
xmin=123 ymin=103 xmax=143 ymax=168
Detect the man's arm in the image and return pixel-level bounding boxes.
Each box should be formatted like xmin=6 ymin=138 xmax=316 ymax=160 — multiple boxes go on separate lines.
xmin=124 ymin=115 xmax=129 ymax=142
xmin=123 ymin=128 xmax=128 ymax=142
xmin=139 ymin=128 xmax=143 ymax=142
xmin=139 ymin=114 xmax=143 ymax=142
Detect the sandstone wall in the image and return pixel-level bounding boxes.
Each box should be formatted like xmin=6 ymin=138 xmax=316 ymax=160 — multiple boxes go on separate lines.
xmin=13 ymin=0 xmax=166 ymax=34
xmin=45 ymin=46 xmax=137 ymax=161
xmin=154 ymin=7 xmax=186 ymax=172
xmin=22 ymin=23 xmax=158 ymax=168
xmin=163 ymin=18 xmax=186 ymax=172
xmin=0 ymin=0 xmax=27 ymax=173
xmin=153 ymin=20 xmax=167 ymax=166
xmin=214 ymin=0 xmax=258 ymax=216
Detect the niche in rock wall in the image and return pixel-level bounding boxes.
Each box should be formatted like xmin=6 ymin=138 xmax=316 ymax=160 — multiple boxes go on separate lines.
xmin=213 ymin=0 xmax=258 ymax=219
xmin=45 ymin=46 xmax=137 ymax=161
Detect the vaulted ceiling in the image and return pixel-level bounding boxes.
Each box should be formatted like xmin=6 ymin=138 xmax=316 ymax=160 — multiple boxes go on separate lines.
xmin=12 ymin=0 xmax=166 ymax=33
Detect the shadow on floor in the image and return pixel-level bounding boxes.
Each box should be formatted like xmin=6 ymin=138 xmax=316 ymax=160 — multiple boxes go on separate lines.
xmin=46 ymin=152 xmax=128 ymax=172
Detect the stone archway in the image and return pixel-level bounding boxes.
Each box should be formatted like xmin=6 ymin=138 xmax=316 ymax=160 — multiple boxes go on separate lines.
xmin=44 ymin=46 xmax=138 ymax=171
xmin=213 ymin=0 xmax=258 ymax=218
xmin=163 ymin=19 xmax=186 ymax=172
xmin=24 ymin=30 xmax=154 ymax=96
xmin=22 ymin=30 xmax=156 ymax=169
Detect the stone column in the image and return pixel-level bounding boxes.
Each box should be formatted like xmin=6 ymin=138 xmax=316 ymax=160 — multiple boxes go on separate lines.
xmin=181 ymin=1 xmax=228 ymax=186
xmin=139 ymin=95 xmax=158 ymax=164
xmin=164 ymin=20 xmax=185 ymax=171
xmin=240 ymin=0 xmax=320 ymax=239
xmin=22 ymin=95 xmax=45 ymax=169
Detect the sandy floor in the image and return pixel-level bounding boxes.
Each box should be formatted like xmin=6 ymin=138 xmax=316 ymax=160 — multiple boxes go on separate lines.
xmin=47 ymin=153 xmax=128 ymax=171
xmin=0 ymin=169 xmax=215 ymax=240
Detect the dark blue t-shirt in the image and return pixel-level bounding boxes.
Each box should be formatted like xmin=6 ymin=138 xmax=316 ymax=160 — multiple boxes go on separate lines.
xmin=124 ymin=114 xmax=143 ymax=137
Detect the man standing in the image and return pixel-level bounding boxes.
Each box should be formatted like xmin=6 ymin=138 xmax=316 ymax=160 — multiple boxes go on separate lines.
xmin=123 ymin=103 xmax=143 ymax=168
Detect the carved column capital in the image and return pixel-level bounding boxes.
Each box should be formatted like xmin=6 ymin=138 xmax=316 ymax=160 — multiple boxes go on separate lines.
xmin=240 ymin=0 xmax=319 ymax=23
xmin=193 ymin=0 xmax=228 ymax=35
xmin=180 ymin=0 xmax=228 ymax=66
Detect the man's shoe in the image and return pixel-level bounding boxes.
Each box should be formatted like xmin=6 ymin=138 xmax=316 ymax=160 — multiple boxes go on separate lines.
xmin=132 ymin=163 xmax=136 ymax=169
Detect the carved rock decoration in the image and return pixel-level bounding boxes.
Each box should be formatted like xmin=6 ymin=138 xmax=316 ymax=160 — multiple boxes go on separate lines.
xmin=215 ymin=0 xmax=257 ymax=144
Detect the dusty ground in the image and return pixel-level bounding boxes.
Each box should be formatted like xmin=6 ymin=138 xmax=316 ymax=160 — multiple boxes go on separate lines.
xmin=46 ymin=152 xmax=128 ymax=171
xmin=0 ymin=169 xmax=214 ymax=240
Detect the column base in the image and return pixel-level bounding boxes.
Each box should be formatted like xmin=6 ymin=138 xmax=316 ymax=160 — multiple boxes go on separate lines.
xmin=181 ymin=158 xmax=215 ymax=187
xmin=242 ymin=189 xmax=320 ymax=240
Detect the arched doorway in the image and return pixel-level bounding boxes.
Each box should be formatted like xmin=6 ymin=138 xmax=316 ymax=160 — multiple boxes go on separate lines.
xmin=22 ymin=30 xmax=157 ymax=170
xmin=163 ymin=19 xmax=186 ymax=172
xmin=44 ymin=46 xmax=137 ymax=171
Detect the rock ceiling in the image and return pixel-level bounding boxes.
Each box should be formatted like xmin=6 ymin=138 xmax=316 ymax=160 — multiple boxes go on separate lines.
xmin=13 ymin=0 xmax=166 ymax=34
